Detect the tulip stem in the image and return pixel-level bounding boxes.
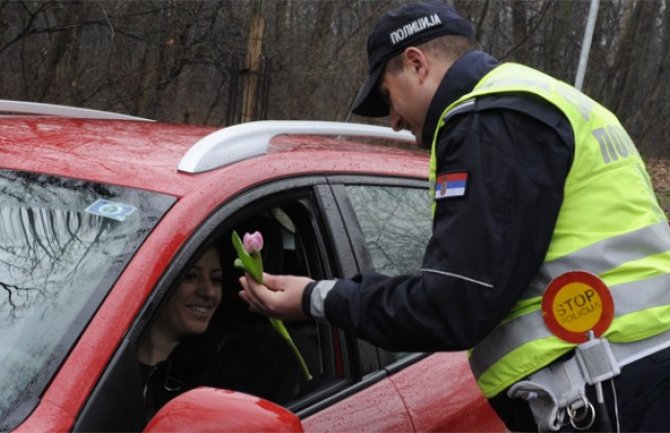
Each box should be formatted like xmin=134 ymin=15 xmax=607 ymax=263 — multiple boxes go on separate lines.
xmin=232 ymin=230 xmax=313 ymax=381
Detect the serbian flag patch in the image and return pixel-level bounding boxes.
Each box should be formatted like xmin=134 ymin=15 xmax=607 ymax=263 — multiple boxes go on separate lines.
xmin=435 ymin=172 xmax=468 ymax=199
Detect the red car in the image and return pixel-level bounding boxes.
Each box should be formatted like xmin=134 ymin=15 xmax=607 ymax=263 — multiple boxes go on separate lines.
xmin=0 ymin=100 xmax=505 ymax=432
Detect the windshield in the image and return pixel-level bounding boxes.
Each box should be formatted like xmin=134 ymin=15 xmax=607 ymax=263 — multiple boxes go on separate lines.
xmin=0 ymin=170 xmax=175 ymax=429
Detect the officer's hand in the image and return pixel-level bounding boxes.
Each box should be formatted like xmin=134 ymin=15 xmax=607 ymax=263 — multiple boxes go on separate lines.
xmin=238 ymin=273 xmax=313 ymax=321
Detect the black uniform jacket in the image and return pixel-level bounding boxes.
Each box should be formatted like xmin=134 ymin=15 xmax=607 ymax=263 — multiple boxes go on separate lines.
xmin=303 ymin=50 xmax=575 ymax=352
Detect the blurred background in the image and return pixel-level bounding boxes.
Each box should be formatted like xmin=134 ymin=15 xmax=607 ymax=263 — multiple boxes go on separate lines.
xmin=1 ymin=0 xmax=669 ymax=208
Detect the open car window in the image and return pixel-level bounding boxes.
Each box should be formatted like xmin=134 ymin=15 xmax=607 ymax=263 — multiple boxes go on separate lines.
xmin=215 ymin=196 xmax=349 ymax=413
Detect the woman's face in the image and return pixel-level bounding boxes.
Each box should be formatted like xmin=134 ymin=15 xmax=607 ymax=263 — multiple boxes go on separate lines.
xmin=157 ymin=247 xmax=223 ymax=340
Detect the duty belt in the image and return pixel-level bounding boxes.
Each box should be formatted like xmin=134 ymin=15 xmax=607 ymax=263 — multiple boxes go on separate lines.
xmin=508 ymin=328 xmax=670 ymax=431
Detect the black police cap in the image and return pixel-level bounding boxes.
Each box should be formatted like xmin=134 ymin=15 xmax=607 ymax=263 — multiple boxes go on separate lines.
xmin=351 ymin=1 xmax=475 ymax=117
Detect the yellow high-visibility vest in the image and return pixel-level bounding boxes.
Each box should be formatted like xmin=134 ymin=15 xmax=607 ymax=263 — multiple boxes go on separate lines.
xmin=429 ymin=63 xmax=670 ymax=398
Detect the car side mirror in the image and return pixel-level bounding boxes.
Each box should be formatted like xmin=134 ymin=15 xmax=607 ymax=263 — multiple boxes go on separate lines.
xmin=144 ymin=387 xmax=303 ymax=433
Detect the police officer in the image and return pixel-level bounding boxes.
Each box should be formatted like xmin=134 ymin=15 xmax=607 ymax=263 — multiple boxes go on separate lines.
xmin=239 ymin=2 xmax=670 ymax=431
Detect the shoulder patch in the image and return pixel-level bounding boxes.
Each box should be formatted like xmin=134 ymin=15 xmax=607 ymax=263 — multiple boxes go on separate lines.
xmin=435 ymin=171 xmax=468 ymax=199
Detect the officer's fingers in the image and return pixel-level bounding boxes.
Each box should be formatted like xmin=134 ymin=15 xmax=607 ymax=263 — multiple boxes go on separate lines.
xmin=238 ymin=290 xmax=263 ymax=314
xmin=264 ymin=273 xmax=314 ymax=294
xmin=264 ymin=274 xmax=314 ymax=319
xmin=239 ymin=274 xmax=314 ymax=320
xmin=238 ymin=275 xmax=270 ymax=314
xmin=261 ymin=273 xmax=282 ymax=292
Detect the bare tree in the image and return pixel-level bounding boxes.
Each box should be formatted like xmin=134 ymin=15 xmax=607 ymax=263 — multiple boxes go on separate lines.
xmin=0 ymin=0 xmax=668 ymax=156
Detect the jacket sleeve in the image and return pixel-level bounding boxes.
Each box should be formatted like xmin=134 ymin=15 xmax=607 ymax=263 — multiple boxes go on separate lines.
xmin=312 ymin=95 xmax=574 ymax=351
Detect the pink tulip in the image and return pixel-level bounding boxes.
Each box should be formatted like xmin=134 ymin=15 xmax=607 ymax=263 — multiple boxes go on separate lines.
xmin=231 ymin=229 xmax=312 ymax=380
xmin=243 ymin=231 xmax=263 ymax=254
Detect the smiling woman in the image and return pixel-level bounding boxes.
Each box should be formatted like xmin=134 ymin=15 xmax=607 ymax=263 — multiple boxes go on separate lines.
xmin=137 ymin=248 xmax=224 ymax=367
xmin=135 ymin=242 xmax=303 ymax=423
xmin=136 ymin=246 xmax=226 ymax=419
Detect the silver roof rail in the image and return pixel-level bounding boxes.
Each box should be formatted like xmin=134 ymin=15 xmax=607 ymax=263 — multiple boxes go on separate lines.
xmin=0 ymin=99 xmax=152 ymax=121
xmin=177 ymin=120 xmax=416 ymax=174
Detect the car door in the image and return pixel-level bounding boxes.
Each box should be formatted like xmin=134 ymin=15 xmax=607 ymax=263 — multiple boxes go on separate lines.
xmin=289 ymin=177 xmax=432 ymax=432
xmin=211 ymin=175 xmax=421 ymax=431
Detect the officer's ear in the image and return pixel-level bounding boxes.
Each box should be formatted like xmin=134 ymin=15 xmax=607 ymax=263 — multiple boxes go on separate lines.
xmin=402 ymin=47 xmax=429 ymax=82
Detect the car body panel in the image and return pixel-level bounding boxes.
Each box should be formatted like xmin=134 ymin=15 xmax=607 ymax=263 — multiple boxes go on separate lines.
xmin=300 ymin=352 xmax=506 ymax=433
xmin=1 ymin=114 xmax=504 ymax=432
xmin=301 ymin=378 xmax=414 ymax=433
xmin=389 ymin=352 xmax=507 ymax=432
xmin=13 ymin=400 xmax=73 ymax=433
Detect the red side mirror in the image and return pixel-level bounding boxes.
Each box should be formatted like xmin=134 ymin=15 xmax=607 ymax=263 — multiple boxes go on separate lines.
xmin=144 ymin=387 xmax=303 ymax=433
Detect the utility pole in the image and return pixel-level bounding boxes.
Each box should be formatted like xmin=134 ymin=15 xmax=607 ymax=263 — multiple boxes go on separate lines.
xmin=241 ymin=0 xmax=265 ymax=123
xmin=574 ymin=0 xmax=600 ymax=91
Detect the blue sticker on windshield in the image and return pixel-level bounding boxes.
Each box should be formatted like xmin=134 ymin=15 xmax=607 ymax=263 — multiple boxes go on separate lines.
xmin=85 ymin=199 xmax=137 ymax=221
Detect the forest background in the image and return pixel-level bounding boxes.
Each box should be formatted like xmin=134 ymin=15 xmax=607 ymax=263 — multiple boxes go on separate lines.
xmin=1 ymin=0 xmax=669 ymax=212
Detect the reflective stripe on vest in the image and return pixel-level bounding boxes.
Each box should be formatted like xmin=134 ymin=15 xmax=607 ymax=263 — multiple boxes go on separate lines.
xmin=429 ymin=63 xmax=670 ymax=398
xmin=470 ymin=254 xmax=670 ymax=378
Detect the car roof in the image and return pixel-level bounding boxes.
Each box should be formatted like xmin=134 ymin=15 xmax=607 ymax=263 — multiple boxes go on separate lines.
xmin=0 ymin=117 xmax=213 ymax=194
xmin=0 ymin=115 xmax=428 ymax=198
